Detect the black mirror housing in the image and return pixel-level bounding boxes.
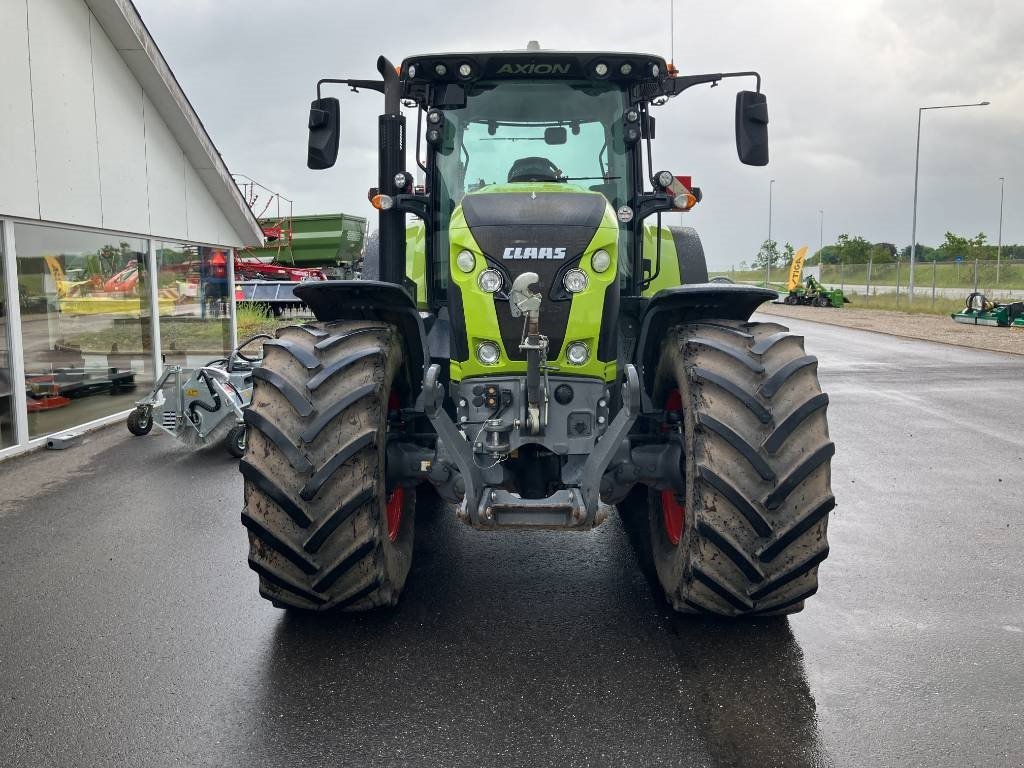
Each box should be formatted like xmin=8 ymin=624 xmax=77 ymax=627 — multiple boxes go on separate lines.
xmin=735 ymin=91 xmax=769 ymax=166
xmin=544 ymin=126 xmax=567 ymax=145
xmin=307 ymin=97 xmax=340 ymax=170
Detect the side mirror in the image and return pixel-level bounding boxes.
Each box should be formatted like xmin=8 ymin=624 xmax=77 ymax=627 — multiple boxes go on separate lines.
xmin=307 ymin=97 xmax=340 ymax=170
xmin=544 ymin=126 xmax=567 ymax=145
xmin=735 ymin=91 xmax=769 ymax=166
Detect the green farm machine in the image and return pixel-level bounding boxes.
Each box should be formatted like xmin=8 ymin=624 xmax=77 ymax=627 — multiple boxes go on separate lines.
xmin=783 ymin=246 xmax=846 ymax=307
xmin=239 ymin=47 xmax=835 ymax=617
xmin=951 ymin=293 xmax=1024 ymax=327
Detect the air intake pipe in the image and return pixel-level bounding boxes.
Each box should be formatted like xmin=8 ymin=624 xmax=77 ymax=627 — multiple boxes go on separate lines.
xmin=375 ymin=56 xmax=406 ymax=286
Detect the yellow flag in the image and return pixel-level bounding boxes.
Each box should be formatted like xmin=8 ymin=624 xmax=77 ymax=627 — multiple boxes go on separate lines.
xmin=786 ymin=246 xmax=808 ymax=292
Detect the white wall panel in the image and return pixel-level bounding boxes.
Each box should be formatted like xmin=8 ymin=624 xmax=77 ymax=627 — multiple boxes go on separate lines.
xmin=0 ymin=0 xmax=39 ymax=219
xmin=143 ymin=92 xmax=187 ymax=240
xmin=185 ymin=161 xmax=226 ymax=245
xmin=28 ymin=0 xmax=102 ymax=226
xmin=90 ymin=13 xmax=148 ymax=234
xmin=196 ymin=169 xmax=243 ymax=247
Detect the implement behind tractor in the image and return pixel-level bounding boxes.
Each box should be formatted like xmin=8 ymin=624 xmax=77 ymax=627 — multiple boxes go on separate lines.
xmin=784 ymin=246 xmax=846 ymax=307
xmin=952 ymin=292 xmax=1024 ymax=327
xmin=237 ymin=46 xmax=835 ymax=617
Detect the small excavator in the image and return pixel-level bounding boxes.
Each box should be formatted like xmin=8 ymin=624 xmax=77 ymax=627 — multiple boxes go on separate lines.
xmin=783 ymin=246 xmax=847 ymax=307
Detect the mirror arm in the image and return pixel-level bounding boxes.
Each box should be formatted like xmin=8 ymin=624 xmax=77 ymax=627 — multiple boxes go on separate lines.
xmin=634 ymin=191 xmax=674 ymax=222
xmin=396 ymin=194 xmax=431 ymax=224
xmin=663 ymin=70 xmax=761 ymax=97
xmin=316 ymin=78 xmax=385 ymax=99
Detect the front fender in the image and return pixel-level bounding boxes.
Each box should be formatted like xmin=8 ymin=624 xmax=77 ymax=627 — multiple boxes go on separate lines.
xmin=293 ymin=280 xmax=429 ymax=401
xmin=634 ymin=284 xmax=777 ymax=412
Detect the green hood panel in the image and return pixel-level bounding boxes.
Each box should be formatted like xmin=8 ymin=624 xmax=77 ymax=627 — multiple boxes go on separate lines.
xmin=448 ymin=187 xmax=619 ymax=381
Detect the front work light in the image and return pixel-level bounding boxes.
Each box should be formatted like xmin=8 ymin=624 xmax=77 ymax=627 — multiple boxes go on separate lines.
xmin=590 ymin=250 xmax=611 ymax=273
xmin=477 ymin=269 xmax=503 ymax=293
xmin=476 ymin=342 xmax=500 ymax=365
xmin=456 ymin=250 xmax=476 ymax=273
xmin=563 ymin=269 xmax=588 ymax=293
xmin=566 ymin=342 xmax=590 ymax=366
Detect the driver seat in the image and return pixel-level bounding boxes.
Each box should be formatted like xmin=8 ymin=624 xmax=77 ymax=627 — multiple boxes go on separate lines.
xmin=507 ymin=156 xmax=561 ymax=183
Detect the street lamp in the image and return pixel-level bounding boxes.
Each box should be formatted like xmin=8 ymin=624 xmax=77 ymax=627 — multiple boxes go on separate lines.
xmin=997 ymin=177 xmax=1005 ymax=284
xmin=766 ymin=179 xmax=775 ymax=287
xmin=909 ymin=101 xmax=990 ymax=301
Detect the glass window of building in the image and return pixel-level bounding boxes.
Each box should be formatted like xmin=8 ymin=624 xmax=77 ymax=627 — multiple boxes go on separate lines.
xmin=156 ymin=242 xmax=233 ymax=368
xmin=0 ymin=229 xmax=15 ymax=449
xmin=13 ymin=223 xmax=152 ymax=439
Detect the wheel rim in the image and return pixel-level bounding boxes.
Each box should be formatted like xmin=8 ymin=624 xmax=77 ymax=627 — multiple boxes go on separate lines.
xmin=386 ymin=487 xmax=405 ymax=542
xmin=385 ymin=389 xmax=403 ymax=542
xmin=661 ymin=489 xmax=685 ymax=545
xmin=661 ymin=388 xmax=683 ymax=432
xmin=659 ymin=387 xmax=685 ymax=545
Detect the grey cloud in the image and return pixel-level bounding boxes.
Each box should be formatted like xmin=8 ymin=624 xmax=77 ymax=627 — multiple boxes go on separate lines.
xmin=135 ymin=0 xmax=1023 ymax=268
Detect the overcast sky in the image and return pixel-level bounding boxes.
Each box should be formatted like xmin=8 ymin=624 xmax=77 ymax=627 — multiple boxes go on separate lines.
xmin=134 ymin=0 xmax=1022 ymax=269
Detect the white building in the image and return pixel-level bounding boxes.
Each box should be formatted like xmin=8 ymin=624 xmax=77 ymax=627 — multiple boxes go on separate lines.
xmin=0 ymin=0 xmax=263 ymax=458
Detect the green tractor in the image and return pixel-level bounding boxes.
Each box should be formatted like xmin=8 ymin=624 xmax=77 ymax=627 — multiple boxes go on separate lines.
xmin=240 ymin=47 xmax=835 ymax=617
xmin=785 ymin=275 xmax=847 ymax=308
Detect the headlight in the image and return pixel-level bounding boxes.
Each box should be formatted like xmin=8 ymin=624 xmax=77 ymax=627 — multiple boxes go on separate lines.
xmin=458 ymin=63 xmax=473 ymax=78
xmin=563 ymin=268 xmax=588 ymax=293
xmin=476 ymin=342 xmax=500 ymax=365
xmin=590 ymin=250 xmax=611 ymax=273
xmin=456 ymin=250 xmax=476 ymax=273
xmin=594 ymin=62 xmax=609 ymax=77
xmin=566 ymin=342 xmax=590 ymax=365
xmin=477 ymin=269 xmax=503 ymax=293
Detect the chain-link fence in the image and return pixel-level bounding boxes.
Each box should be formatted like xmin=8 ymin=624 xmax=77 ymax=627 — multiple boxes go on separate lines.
xmin=816 ymin=259 xmax=1023 ymax=308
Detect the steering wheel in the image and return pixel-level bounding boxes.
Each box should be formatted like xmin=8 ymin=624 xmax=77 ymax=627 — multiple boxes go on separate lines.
xmin=507 ymin=156 xmax=562 ymax=183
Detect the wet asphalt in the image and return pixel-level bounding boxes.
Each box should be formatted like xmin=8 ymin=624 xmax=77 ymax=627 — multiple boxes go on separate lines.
xmin=1 ymin=317 xmax=1022 ymax=768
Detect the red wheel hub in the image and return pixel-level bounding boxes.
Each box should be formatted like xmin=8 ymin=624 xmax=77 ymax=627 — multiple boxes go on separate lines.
xmin=386 ymin=486 xmax=405 ymax=542
xmin=661 ymin=489 xmax=685 ymax=546
xmin=385 ymin=389 xmax=404 ymax=541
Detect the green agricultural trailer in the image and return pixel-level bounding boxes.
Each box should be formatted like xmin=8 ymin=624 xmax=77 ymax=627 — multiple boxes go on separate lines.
xmin=246 ymin=213 xmax=367 ymax=277
xmin=238 ymin=46 xmax=835 ymax=618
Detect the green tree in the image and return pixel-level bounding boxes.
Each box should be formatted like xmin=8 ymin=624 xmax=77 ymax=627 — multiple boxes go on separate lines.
xmin=834 ymin=234 xmax=873 ymax=264
xmin=753 ymin=239 xmax=781 ymax=270
xmin=809 ymin=245 xmax=840 ymax=265
xmin=933 ymin=232 xmax=989 ymax=262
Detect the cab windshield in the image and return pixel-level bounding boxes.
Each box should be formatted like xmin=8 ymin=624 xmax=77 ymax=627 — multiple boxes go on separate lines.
xmin=431 ymin=80 xmax=628 ymax=296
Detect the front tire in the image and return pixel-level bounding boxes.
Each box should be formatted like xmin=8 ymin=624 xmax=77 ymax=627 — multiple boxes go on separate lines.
xmin=127 ymin=408 xmax=152 ymax=436
xmin=225 ymin=424 xmax=247 ymax=458
xmin=240 ymin=320 xmax=416 ymax=612
xmin=646 ymin=320 xmax=834 ymax=616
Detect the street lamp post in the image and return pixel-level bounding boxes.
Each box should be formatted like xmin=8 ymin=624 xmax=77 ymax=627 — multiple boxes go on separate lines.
xmin=997 ymin=177 xmax=1005 ymax=284
xmin=909 ymin=101 xmax=989 ymax=302
xmin=819 ymin=209 xmax=824 ymax=262
xmin=766 ymin=179 xmax=775 ymax=287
